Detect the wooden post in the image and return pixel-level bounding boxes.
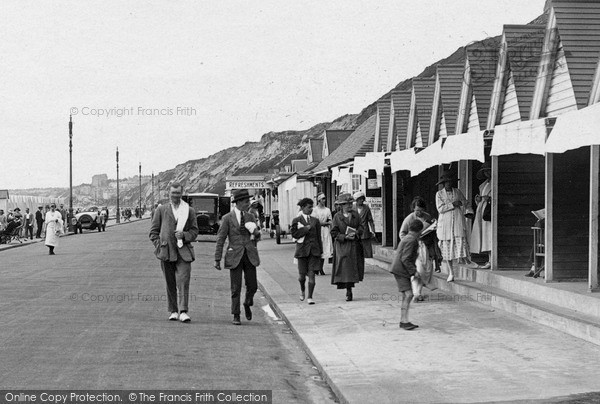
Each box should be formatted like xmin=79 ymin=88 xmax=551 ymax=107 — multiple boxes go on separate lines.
xmin=491 ymin=156 xmax=499 ymax=271
xmin=545 ymin=154 xmax=554 ymax=282
xmin=392 ymin=172 xmax=399 ymax=249
xmin=382 ymin=171 xmax=389 ymax=247
xmin=590 ymin=145 xmax=599 ymax=292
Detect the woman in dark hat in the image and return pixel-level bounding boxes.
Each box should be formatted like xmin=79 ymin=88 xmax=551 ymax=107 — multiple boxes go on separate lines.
xmin=470 ymin=161 xmax=492 ymax=268
xmin=435 ymin=172 xmax=471 ymax=282
xmin=330 ymin=193 xmax=363 ymax=301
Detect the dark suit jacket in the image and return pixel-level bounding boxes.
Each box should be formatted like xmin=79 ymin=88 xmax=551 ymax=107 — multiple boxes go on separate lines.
xmin=390 ymin=231 xmax=419 ymax=278
xmin=215 ymin=210 xmax=260 ymax=269
xmin=149 ymin=204 xmax=199 ymax=262
xmin=35 ymin=210 xmax=44 ymax=224
xmin=291 ymin=215 xmax=322 ymax=258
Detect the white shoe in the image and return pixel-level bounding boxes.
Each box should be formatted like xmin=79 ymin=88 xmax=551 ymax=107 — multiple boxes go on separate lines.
xmin=447 ymin=275 xmax=455 ymax=283
xmin=179 ymin=312 xmax=191 ymax=323
xmin=168 ymin=312 xmax=179 ymax=321
xmin=480 ymin=262 xmax=491 ymax=269
xmin=307 ymin=298 xmax=315 ymax=305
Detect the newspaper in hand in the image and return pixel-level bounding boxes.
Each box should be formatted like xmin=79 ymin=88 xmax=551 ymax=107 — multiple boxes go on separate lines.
xmin=420 ymin=220 xmax=437 ymax=238
xmin=345 ymin=226 xmax=357 ymax=239
xmin=294 ymin=222 xmax=305 ymax=243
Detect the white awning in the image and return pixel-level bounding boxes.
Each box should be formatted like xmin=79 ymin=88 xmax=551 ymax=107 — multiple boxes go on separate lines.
xmin=545 ymin=102 xmax=600 ymax=153
xmin=353 ymin=152 xmax=386 ymax=177
xmin=440 ymin=131 xmax=485 ymax=163
xmin=411 ymin=138 xmax=443 ymax=177
xmin=389 ymin=148 xmax=416 ymax=174
xmin=490 ymin=118 xmax=549 ymax=156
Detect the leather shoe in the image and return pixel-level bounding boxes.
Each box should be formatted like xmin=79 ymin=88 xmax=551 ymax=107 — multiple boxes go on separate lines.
xmin=346 ymin=291 xmax=353 ymax=301
xmin=243 ymin=303 xmax=252 ymax=321
xmin=232 ymin=315 xmax=241 ymax=325
xmin=300 ymin=291 xmax=305 ymax=301
xmin=179 ymin=312 xmax=191 ymax=323
xmin=168 ymin=312 xmax=179 ymax=321
xmin=400 ymin=322 xmax=417 ymax=330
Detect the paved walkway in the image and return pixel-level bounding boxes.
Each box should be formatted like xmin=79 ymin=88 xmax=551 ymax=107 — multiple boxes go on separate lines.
xmin=257 ymin=239 xmax=600 ymax=403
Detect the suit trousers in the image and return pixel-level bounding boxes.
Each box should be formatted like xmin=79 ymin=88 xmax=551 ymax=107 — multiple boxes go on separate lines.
xmin=25 ymin=225 xmax=33 ymax=240
xmin=161 ymin=255 xmax=192 ymax=313
xmin=230 ymin=251 xmax=257 ymax=315
xmin=36 ymin=221 xmax=43 ymax=238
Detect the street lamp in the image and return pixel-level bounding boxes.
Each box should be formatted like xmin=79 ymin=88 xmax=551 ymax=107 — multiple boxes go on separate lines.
xmin=139 ymin=162 xmax=142 ymax=218
xmin=116 ymin=147 xmax=120 ymax=224
xmin=151 ymin=172 xmax=155 ymax=211
xmin=68 ymin=115 xmax=74 ymax=233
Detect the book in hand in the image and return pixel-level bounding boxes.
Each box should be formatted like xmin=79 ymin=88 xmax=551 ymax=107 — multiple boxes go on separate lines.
xmin=294 ymin=222 xmax=305 ymax=243
xmin=345 ymin=226 xmax=357 ymax=238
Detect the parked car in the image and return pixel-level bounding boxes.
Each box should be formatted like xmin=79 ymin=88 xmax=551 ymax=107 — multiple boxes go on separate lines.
xmin=74 ymin=206 xmax=105 ymax=233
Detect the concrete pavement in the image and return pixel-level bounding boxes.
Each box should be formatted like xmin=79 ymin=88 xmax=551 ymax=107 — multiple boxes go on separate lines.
xmin=0 ymin=220 xmax=335 ymax=403
xmin=256 ymin=239 xmax=600 ymax=403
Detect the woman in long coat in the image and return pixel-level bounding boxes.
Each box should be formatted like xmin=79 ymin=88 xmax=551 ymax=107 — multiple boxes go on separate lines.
xmin=44 ymin=203 xmax=63 ymax=255
xmin=330 ymin=193 xmax=363 ymax=301
xmin=353 ymin=191 xmax=376 ymax=259
xmin=435 ymin=172 xmax=470 ymax=282
xmin=312 ymin=192 xmax=333 ymax=275
xmin=470 ymin=162 xmax=492 ymax=268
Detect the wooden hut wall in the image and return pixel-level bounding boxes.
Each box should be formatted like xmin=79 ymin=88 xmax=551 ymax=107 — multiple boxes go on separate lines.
xmin=402 ymin=167 xmax=440 ymax=222
xmin=552 ymin=146 xmax=590 ymax=279
xmin=497 ymin=154 xmax=545 ymax=269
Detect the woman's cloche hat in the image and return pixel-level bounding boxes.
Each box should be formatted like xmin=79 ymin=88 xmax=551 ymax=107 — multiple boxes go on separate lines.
xmin=436 ymin=172 xmax=459 ymax=186
xmin=476 ymin=161 xmax=492 ymax=180
xmin=353 ymin=191 xmax=365 ymax=200
xmin=335 ymin=193 xmax=354 ymax=205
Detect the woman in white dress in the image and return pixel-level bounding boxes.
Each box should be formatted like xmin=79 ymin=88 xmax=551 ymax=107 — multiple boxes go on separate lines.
xmin=44 ymin=203 xmax=64 ymax=255
xmin=312 ymin=193 xmax=333 ymax=275
xmin=470 ymin=162 xmax=492 ymax=268
xmin=435 ymin=172 xmax=471 ymax=282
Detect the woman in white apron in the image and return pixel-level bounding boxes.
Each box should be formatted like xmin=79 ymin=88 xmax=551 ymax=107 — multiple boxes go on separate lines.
xmin=312 ymin=193 xmax=333 ymax=275
xmin=44 ymin=204 xmax=64 ymax=255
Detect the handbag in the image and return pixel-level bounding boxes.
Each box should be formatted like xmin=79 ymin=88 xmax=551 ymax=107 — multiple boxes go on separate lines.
xmin=482 ymin=200 xmax=491 ymax=221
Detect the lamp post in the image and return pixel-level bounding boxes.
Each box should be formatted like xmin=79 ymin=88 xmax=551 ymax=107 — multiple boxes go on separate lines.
xmin=139 ymin=162 xmax=142 ymax=219
xmin=116 ymin=147 xmax=120 ymax=223
xmin=151 ymin=172 xmax=155 ymax=211
xmin=68 ymin=115 xmax=74 ymax=233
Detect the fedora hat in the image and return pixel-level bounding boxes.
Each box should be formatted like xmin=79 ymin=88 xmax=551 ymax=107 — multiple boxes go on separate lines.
xmin=476 ymin=161 xmax=491 ymax=180
xmin=232 ymin=189 xmax=251 ymax=203
xmin=436 ymin=172 xmax=459 ymax=186
xmin=335 ymin=193 xmax=353 ymax=205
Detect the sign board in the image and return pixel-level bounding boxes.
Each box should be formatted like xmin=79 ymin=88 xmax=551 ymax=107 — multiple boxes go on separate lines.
xmin=366 ymin=196 xmax=383 ymax=233
xmin=226 ymin=181 xmax=266 ymax=190
xmin=367 ymin=179 xmax=379 ymax=189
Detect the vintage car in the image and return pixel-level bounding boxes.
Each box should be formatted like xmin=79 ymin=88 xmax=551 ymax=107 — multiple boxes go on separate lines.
xmin=182 ymin=193 xmax=230 ymax=237
xmin=74 ymin=206 xmax=107 ymax=233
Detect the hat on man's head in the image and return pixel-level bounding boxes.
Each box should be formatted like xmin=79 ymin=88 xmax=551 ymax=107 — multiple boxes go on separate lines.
xmin=14 ymin=207 xmax=20 ymax=212
xmin=436 ymin=172 xmax=459 ymax=186
xmin=232 ymin=189 xmax=251 ymax=203
xmin=353 ymin=191 xmax=365 ymax=200
xmin=476 ymin=161 xmax=492 ymax=180
xmin=335 ymin=193 xmax=353 ymax=205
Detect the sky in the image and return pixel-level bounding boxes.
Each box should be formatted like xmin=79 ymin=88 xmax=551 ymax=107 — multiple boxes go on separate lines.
xmin=1 ymin=0 xmax=546 ymax=190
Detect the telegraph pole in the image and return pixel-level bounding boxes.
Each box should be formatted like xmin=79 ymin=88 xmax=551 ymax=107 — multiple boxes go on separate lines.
xmin=116 ymin=147 xmax=120 ymax=224
xmin=68 ymin=115 xmax=74 ymax=233
xmin=139 ymin=162 xmax=142 ymax=218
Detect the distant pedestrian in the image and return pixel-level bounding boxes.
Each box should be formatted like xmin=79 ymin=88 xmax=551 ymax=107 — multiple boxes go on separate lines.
xmin=23 ymin=208 xmax=34 ymax=240
xmin=0 ymin=210 xmax=7 ymax=231
xmin=59 ymin=204 xmax=68 ymax=233
xmin=291 ymin=198 xmax=322 ymax=305
xmin=470 ymin=161 xmax=492 ymax=268
xmin=214 ymin=189 xmax=261 ymax=325
xmin=391 ymin=219 xmax=423 ymax=330
xmin=353 ymin=191 xmax=376 ymax=259
xmin=44 ymin=204 xmax=63 ymax=255
xmin=149 ymin=182 xmax=199 ymax=323
xmin=35 ymin=206 xmax=44 ymax=238
xmin=312 ymin=193 xmax=332 ymax=275
xmin=330 ymin=193 xmax=363 ymax=302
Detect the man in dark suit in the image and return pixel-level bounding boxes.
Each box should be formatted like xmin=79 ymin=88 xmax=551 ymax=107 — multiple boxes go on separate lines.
xmin=35 ymin=206 xmax=44 ymax=238
xmin=149 ymin=182 xmax=199 ymax=323
xmin=214 ymin=189 xmax=261 ymax=325
xmin=390 ymin=219 xmax=423 ymax=330
xmin=291 ymin=197 xmax=322 ymax=305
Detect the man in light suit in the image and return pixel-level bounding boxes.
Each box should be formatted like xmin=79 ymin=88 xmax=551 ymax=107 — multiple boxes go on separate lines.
xmin=214 ymin=189 xmax=261 ymax=325
xmin=149 ymin=182 xmax=199 ymax=323
xmin=291 ymin=197 xmax=322 ymax=305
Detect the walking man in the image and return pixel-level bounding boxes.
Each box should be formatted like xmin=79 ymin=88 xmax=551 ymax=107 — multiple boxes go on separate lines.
xmin=149 ymin=182 xmax=199 ymax=323
xmin=35 ymin=206 xmax=44 ymax=238
xmin=23 ymin=208 xmax=34 ymax=240
xmin=214 ymin=189 xmax=261 ymax=325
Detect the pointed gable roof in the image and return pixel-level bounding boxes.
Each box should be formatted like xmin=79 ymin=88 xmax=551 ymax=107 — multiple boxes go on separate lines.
xmin=374 ymin=99 xmax=391 ymax=152
xmin=436 ymin=64 xmax=464 ymax=138
xmin=310 ymin=115 xmax=377 ymax=173
xmin=322 ymin=130 xmax=354 ymax=157
xmin=503 ymin=25 xmax=546 ymax=121
xmin=389 ymin=90 xmax=412 ymax=151
xmin=551 ymin=0 xmax=600 ymax=108
xmin=412 ymin=78 xmax=436 ymax=147
xmin=465 ymin=40 xmax=500 ymax=130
